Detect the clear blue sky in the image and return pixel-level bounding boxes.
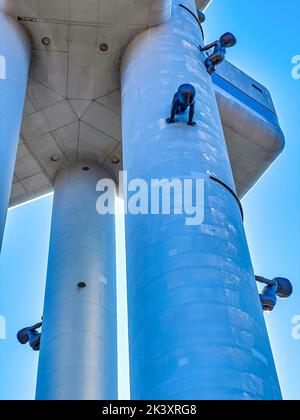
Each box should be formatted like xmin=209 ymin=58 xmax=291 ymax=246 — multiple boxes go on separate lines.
xmin=0 ymin=0 xmax=300 ymax=400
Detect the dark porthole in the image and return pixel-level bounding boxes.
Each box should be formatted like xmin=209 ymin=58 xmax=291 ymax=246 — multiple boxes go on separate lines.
xmin=99 ymin=43 xmax=109 ymax=52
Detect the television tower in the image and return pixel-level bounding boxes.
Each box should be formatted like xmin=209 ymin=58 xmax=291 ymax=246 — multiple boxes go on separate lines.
xmin=1 ymin=0 xmax=287 ymax=400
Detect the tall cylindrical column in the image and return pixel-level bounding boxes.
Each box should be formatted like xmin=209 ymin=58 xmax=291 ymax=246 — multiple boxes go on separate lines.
xmin=0 ymin=13 xmax=30 ymax=248
xmin=121 ymin=0 xmax=281 ymax=400
xmin=36 ymin=164 xmax=118 ymax=400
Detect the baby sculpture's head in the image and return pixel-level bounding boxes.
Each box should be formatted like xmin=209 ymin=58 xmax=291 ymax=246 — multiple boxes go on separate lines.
xmin=220 ymin=32 xmax=237 ymax=48
xmin=178 ymin=84 xmax=196 ymax=106
xmin=197 ymin=10 xmax=206 ymax=24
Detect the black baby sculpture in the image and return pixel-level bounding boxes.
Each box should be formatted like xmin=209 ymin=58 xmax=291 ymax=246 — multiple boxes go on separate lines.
xmin=255 ymin=276 xmax=293 ymax=312
xmin=166 ymin=84 xmax=197 ymax=126
xmin=201 ymin=32 xmax=237 ymax=75
xmin=17 ymin=321 xmax=42 ymax=351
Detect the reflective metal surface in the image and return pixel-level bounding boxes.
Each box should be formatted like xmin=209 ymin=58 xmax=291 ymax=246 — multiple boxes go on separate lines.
xmin=122 ymin=0 xmax=282 ymax=400
xmin=0 ymin=13 xmax=30 ymax=249
xmin=36 ymin=164 xmax=118 ymax=400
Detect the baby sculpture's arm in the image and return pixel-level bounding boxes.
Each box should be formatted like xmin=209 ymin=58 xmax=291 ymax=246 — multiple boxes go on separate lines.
xmin=28 ymin=321 xmax=43 ymax=331
xmin=200 ymin=41 xmax=218 ymax=52
xmin=167 ymin=95 xmax=179 ymax=124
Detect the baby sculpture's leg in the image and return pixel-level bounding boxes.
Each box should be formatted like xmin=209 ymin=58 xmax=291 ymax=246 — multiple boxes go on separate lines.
xmin=205 ymin=57 xmax=216 ymax=75
xmin=28 ymin=331 xmax=41 ymax=351
xmin=188 ymin=103 xmax=196 ymax=126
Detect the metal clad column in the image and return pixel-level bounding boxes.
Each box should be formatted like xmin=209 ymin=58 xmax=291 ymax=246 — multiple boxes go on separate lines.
xmin=0 ymin=13 xmax=30 ymax=248
xmin=121 ymin=0 xmax=282 ymax=400
xmin=36 ymin=164 xmax=118 ymax=400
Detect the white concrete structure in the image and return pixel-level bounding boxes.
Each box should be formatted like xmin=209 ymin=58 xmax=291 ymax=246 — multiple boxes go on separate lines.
xmin=0 ymin=11 xmax=30 ymax=248
xmin=0 ymin=0 xmax=286 ymax=401
xmin=36 ymin=164 xmax=118 ymax=400
xmin=122 ymin=0 xmax=282 ymax=400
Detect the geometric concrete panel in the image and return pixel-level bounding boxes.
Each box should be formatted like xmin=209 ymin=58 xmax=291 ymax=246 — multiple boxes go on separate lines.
xmin=21 ymin=100 xmax=77 ymax=141
xmin=14 ymin=153 xmax=42 ymax=180
xmin=26 ymin=77 xmax=64 ymax=111
xmin=52 ymin=122 xmax=80 ymax=162
xmin=81 ymin=102 xmax=121 ymax=141
xmin=79 ymin=122 xmax=118 ymax=158
xmin=97 ymin=90 xmax=121 ymax=115
xmin=21 ymin=172 xmax=50 ymax=195
xmin=29 ymin=134 xmax=70 ymax=179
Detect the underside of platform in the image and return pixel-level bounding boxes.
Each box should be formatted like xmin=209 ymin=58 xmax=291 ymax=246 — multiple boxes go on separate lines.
xmin=1 ymin=0 xmax=284 ymax=206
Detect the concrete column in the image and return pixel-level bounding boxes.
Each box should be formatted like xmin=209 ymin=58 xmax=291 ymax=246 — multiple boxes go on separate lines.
xmin=0 ymin=13 xmax=30 ymax=249
xmin=121 ymin=0 xmax=282 ymax=400
xmin=36 ymin=164 xmax=118 ymax=400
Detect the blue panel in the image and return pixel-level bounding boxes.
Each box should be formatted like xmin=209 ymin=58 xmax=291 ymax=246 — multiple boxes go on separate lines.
xmin=212 ymin=73 xmax=279 ymax=126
